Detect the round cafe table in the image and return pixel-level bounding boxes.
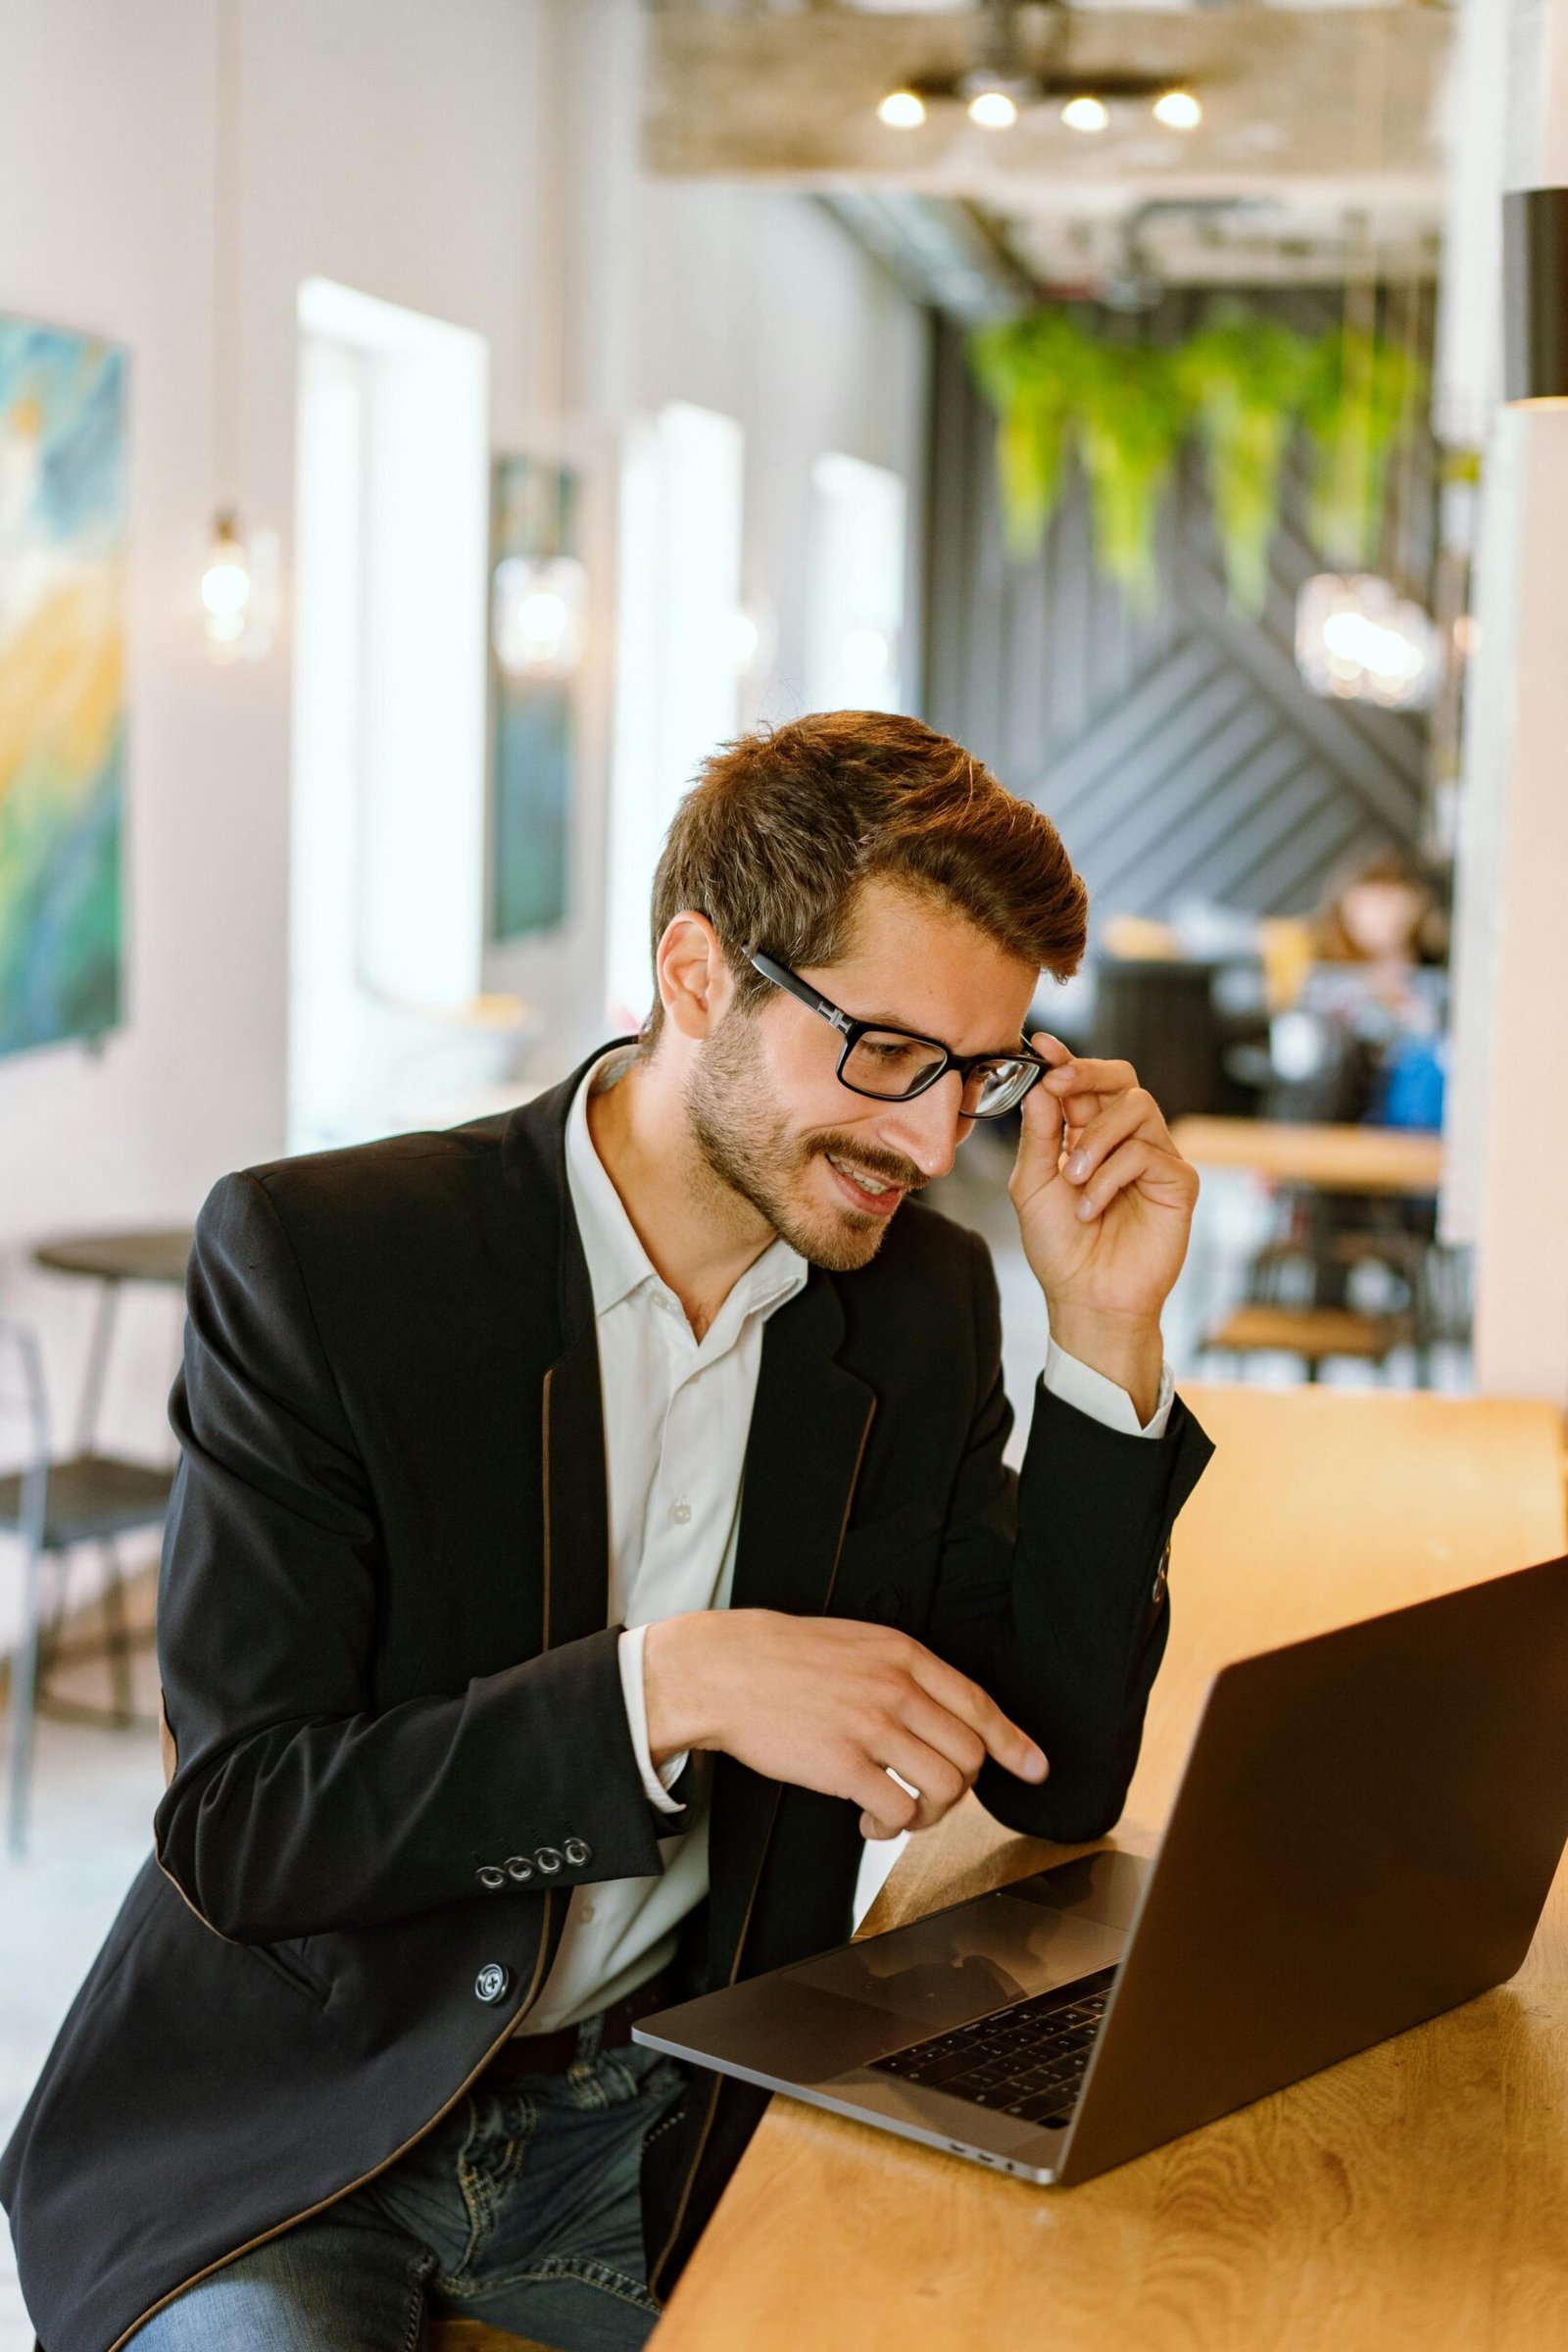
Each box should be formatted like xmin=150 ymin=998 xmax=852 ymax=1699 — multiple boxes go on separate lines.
xmin=31 ymin=1228 xmax=194 ymax=1454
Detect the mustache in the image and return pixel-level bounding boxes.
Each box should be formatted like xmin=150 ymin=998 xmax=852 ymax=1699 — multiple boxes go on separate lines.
xmin=812 ymin=1134 xmax=928 ymax=1194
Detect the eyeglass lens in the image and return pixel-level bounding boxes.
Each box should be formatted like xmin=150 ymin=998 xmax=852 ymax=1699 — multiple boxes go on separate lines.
xmin=840 ymin=1033 xmax=1037 ymax=1118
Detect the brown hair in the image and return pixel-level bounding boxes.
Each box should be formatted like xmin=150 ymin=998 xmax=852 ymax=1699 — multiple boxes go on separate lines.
xmin=643 ymin=710 xmax=1087 ymax=1040
xmin=1313 ymin=851 xmax=1448 ymax=966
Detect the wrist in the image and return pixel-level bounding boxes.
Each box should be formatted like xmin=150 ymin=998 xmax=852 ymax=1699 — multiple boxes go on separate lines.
xmin=643 ymin=1612 xmax=720 ymax=1768
xmin=1046 ymin=1307 xmax=1163 ymax=1425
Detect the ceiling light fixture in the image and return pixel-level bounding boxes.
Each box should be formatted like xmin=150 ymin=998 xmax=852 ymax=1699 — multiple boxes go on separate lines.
xmin=968 ymin=87 xmax=1019 ymax=130
xmin=1061 ymin=94 xmax=1110 ymax=134
xmin=1296 ymin=573 xmax=1442 ymax=710
xmin=1152 ymin=89 xmax=1201 ymax=131
xmin=877 ymin=88 xmax=927 ymax=129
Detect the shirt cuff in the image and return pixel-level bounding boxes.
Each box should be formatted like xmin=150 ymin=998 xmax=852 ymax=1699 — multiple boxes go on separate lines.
xmin=1042 ymin=1339 xmax=1175 ymax=1440
xmin=617 ymin=1625 xmax=688 ymax=1816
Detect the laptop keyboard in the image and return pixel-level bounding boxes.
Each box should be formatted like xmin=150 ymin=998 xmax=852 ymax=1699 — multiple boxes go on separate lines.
xmin=869 ymin=1963 xmax=1117 ymax=2129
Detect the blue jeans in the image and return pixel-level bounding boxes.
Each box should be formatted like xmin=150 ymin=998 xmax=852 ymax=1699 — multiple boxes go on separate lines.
xmin=126 ymin=2030 xmax=689 ymax=2352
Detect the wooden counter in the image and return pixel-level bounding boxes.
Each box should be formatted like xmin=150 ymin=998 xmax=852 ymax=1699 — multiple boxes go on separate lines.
xmin=651 ymin=1385 xmax=1568 ymax=2352
xmin=1170 ymin=1116 xmax=1444 ymax=1195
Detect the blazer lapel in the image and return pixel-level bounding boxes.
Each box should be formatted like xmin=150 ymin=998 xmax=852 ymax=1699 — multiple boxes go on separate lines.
xmin=540 ymin=1325 xmax=611 ymax=1653
xmin=707 ymin=1270 xmax=876 ymax=1992
xmin=505 ymin=1049 xmax=621 ymax=1659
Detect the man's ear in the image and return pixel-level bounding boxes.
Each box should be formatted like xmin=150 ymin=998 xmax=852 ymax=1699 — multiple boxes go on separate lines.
xmin=654 ymin=912 xmax=732 ymax=1042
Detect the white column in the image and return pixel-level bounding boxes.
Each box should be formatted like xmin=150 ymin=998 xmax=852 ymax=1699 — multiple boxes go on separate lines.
xmin=1445 ymin=0 xmax=1568 ymax=1400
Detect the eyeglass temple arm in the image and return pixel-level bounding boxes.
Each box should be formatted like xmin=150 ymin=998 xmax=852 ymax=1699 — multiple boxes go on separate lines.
xmin=746 ymin=951 xmax=854 ymax=1036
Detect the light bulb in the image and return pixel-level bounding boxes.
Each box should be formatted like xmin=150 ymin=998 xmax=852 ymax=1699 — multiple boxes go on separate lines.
xmin=493 ymin=556 xmax=588 ymax=678
xmin=729 ymin=611 xmax=761 ymax=674
xmin=968 ymin=88 xmax=1018 ymax=130
xmin=1061 ymin=95 xmax=1110 ymax=133
xmin=1296 ymin=573 xmax=1442 ymax=710
xmin=201 ymin=511 xmax=253 ymax=652
xmin=1152 ymin=89 xmax=1201 ymax=130
xmin=517 ymin=589 xmax=569 ymax=658
xmin=877 ymin=89 xmax=926 ymax=129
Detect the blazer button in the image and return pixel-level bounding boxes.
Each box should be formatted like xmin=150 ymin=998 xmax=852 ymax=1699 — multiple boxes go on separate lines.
xmin=868 ymin=1584 xmax=904 ymax=1625
xmin=564 ymin=1837 xmax=592 ymax=1867
xmin=533 ymin=1845 xmax=564 ymax=1875
xmin=475 ymin=1962 xmax=514 ymax=2004
xmin=476 ymin=1865 xmax=506 ymax=1890
xmin=505 ymin=1855 xmax=535 ymax=1885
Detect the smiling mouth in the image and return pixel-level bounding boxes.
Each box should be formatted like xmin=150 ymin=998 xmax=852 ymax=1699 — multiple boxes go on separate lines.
xmin=824 ymin=1152 xmax=909 ymax=1214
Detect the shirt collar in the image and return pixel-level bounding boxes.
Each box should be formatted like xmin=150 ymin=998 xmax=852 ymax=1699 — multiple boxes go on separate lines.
xmin=564 ymin=1050 xmax=808 ymax=1328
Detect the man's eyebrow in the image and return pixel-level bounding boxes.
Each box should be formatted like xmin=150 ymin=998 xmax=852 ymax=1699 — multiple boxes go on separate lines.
xmin=841 ymin=1004 xmax=1028 ymax=1057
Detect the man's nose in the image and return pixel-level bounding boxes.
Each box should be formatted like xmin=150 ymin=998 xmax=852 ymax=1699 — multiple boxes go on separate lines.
xmin=877 ymin=1072 xmax=974 ymax=1182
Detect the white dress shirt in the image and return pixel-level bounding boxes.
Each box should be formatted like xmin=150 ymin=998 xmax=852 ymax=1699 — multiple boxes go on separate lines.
xmin=522 ymin=1050 xmax=1173 ymax=2032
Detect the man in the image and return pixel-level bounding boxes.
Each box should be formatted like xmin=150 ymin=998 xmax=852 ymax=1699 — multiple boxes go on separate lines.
xmin=2 ymin=712 xmax=1212 ymax=2352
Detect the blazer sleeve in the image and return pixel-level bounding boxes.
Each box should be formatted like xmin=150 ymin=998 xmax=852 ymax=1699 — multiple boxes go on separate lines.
xmin=923 ymin=1232 xmax=1214 ymax=1842
xmin=153 ymin=1171 xmax=668 ymax=1943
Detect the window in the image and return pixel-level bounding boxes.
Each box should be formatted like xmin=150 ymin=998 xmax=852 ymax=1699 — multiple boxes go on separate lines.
xmin=289 ymin=279 xmax=490 ymax=1149
xmin=804 ymin=453 xmax=908 ymax=714
xmin=604 ymin=403 xmax=745 ymax=1027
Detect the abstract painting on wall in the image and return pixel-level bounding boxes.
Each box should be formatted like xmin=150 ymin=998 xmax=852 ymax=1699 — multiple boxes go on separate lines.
xmin=489 ymin=456 xmax=580 ymax=941
xmin=0 ymin=313 xmax=127 ymax=1060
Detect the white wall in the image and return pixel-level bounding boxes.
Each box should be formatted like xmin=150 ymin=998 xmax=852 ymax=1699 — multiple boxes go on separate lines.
xmin=487 ymin=0 xmax=930 ymax=1047
xmin=0 ymin=0 xmax=929 ymax=1493
xmin=1445 ymin=0 xmax=1568 ymax=1402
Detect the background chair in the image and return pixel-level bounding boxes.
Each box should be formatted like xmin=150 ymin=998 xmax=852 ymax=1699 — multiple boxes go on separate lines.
xmin=0 ymin=1317 xmax=173 ymax=1855
xmin=1200 ymin=1226 xmax=1431 ymax=1385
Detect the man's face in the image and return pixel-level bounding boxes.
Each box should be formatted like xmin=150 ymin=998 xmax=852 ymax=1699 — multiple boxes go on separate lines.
xmin=684 ymin=878 xmax=1040 ymax=1272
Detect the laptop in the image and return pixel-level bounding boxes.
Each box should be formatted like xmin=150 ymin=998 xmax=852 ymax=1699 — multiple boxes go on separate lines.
xmin=635 ymin=1552 xmax=1568 ymax=2185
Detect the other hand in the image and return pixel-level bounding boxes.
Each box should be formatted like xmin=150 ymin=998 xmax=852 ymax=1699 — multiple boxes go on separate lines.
xmin=642 ymin=1608 xmax=1049 ymax=1839
xmin=1010 ymin=1037 xmax=1199 ymax=1338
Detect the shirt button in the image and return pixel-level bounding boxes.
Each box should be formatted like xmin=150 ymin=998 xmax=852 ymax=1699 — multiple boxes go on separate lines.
xmin=578 ymin=1901 xmax=596 ymax=1925
xmin=670 ymin=1499 xmax=692 ymax=1526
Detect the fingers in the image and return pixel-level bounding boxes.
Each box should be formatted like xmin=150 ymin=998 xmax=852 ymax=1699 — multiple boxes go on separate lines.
xmin=1058 ymin=1087 xmax=1168 ymax=1191
xmin=906 ymin=1647 xmax=1049 ymax=1784
xmin=845 ymin=1757 xmax=919 ymax=1839
xmin=1030 ymin=1038 xmax=1159 ymax=1143
xmin=873 ymin=1728 xmax=972 ymax=1830
xmin=1071 ymin=1134 xmax=1199 ymax=1223
xmin=898 ymin=1689 xmax=988 ymax=1788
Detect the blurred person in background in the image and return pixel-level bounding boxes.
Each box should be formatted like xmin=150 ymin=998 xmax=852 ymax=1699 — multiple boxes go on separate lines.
xmin=1268 ymin=852 xmax=1449 ymax=1132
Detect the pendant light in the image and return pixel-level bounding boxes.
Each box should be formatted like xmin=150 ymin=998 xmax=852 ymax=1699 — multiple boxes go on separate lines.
xmin=1296 ymin=29 xmax=1441 ymax=713
xmin=201 ymin=0 xmax=274 ymax=662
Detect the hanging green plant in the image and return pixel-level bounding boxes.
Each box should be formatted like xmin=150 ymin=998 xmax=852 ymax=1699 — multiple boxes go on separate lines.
xmin=1175 ymin=309 xmax=1317 ymax=617
xmin=1072 ymin=338 xmax=1187 ymax=617
xmin=968 ymin=312 xmax=1092 ymax=559
xmin=1298 ymin=324 xmax=1428 ymax=570
xmin=967 ymin=300 xmax=1430 ymax=617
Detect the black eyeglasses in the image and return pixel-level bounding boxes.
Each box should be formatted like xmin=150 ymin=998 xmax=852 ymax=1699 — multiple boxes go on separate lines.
xmin=747 ymin=950 xmax=1047 ymax=1122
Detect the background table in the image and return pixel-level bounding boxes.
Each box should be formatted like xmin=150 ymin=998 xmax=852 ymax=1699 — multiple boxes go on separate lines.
xmin=1170 ymin=1115 xmax=1444 ymax=1197
xmin=650 ymin=1384 xmax=1568 ymax=2352
xmin=31 ymin=1227 xmax=194 ymax=1453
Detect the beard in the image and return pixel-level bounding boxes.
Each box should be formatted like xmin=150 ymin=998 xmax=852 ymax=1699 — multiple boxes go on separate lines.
xmin=684 ymin=1005 xmax=926 ymax=1272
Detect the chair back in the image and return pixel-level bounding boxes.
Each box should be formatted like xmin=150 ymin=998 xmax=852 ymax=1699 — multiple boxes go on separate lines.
xmin=0 ymin=1318 xmax=50 ymax=1549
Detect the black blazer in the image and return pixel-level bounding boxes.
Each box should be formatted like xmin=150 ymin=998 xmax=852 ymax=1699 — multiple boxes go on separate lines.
xmin=1 ymin=1054 xmax=1212 ymax=2352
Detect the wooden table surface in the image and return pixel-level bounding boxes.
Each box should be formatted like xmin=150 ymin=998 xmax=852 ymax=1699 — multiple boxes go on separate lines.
xmin=32 ymin=1226 xmax=194 ymax=1285
xmin=651 ymin=1384 xmax=1568 ymax=2352
xmin=1170 ymin=1116 xmax=1444 ymax=1195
